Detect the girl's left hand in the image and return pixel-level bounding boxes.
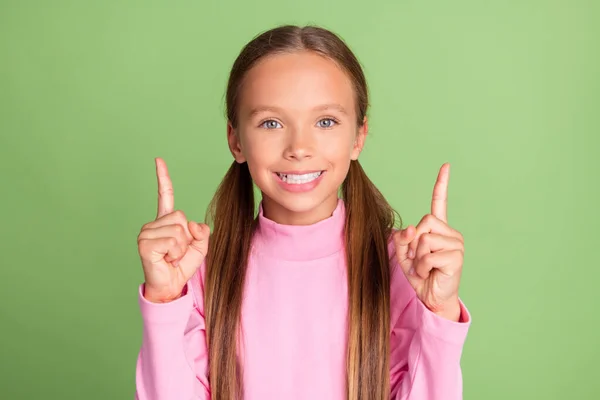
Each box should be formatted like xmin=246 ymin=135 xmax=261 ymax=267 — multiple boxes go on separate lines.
xmin=393 ymin=163 xmax=465 ymax=322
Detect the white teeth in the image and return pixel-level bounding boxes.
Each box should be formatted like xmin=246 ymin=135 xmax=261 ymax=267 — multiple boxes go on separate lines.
xmin=277 ymin=171 xmax=322 ymax=184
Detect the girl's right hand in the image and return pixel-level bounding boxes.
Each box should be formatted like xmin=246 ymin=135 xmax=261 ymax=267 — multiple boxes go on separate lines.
xmin=137 ymin=157 xmax=210 ymax=303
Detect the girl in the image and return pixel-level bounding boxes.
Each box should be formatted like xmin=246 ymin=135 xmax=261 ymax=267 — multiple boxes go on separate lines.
xmin=135 ymin=25 xmax=470 ymax=400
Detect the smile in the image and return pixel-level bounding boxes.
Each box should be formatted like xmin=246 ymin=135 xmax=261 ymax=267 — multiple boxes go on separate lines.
xmin=276 ymin=171 xmax=323 ymax=184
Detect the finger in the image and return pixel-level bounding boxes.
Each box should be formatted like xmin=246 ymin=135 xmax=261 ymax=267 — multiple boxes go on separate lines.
xmin=393 ymin=226 xmax=416 ymax=266
xmin=393 ymin=227 xmax=424 ymax=289
xmin=413 ymin=250 xmax=463 ymax=280
xmin=143 ymin=211 xmax=194 ymax=242
xmin=138 ymin=237 xmax=185 ymax=265
xmin=177 ymin=222 xmax=210 ymax=280
xmin=156 ymin=157 xmax=175 ymax=219
xmin=138 ymin=224 xmax=189 ymax=243
xmin=408 ymin=214 xmax=463 ymax=259
xmin=415 ymin=233 xmax=464 ymax=261
xmin=431 ymin=163 xmax=449 ymax=223
xmin=137 ymin=224 xmax=190 ymax=262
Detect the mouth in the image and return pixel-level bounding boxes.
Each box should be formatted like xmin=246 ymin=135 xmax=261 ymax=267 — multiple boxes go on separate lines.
xmin=275 ymin=170 xmax=324 ymax=184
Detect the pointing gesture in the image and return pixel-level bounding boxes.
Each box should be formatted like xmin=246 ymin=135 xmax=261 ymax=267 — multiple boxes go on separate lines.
xmin=431 ymin=162 xmax=449 ymax=223
xmin=156 ymin=157 xmax=175 ymax=219
xmin=137 ymin=158 xmax=210 ymax=303
xmin=393 ymin=163 xmax=465 ymax=321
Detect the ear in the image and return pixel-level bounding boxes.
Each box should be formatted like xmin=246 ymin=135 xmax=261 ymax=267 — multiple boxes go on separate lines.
xmin=350 ymin=117 xmax=368 ymax=160
xmin=227 ymin=122 xmax=246 ymax=163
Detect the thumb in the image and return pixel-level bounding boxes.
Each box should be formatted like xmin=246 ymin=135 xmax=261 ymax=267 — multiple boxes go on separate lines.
xmin=189 ymin=221 xmax=208 ymax=239
xmin=189 ymin=221 xmax=210 ymax=255
xmin=394 ymin=225 xmax=416 ymax=266
xmin=177 ymin=221 xmax=210 ymax=280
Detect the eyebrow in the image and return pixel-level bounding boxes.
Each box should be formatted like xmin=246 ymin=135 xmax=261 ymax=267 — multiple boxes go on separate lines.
xmin=248 ymin=103 xmax=349 ymax=118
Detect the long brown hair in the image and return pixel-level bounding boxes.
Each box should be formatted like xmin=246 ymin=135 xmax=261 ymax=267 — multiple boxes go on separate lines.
xmin=204 ymin=25 xmax=399 ymax=400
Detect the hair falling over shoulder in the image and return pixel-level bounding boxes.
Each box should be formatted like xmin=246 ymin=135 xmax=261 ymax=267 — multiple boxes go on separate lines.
xmin=204 ymin=25 xmax=400 ymax=400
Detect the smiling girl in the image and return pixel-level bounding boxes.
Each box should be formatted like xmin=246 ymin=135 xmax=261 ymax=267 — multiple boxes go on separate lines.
xmin=135 ymin=25 xmax=470 ymax=400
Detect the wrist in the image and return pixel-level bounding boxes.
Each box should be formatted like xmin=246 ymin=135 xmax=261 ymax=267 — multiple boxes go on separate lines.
xmin=143 ymin=284 xmax=186 ymax=303
xmin=432 ymin=297 xmax=461 ymax=322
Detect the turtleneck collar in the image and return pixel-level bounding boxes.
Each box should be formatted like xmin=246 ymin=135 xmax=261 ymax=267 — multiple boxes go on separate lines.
xmin=252 ymin=198 xmax=346 ymax=261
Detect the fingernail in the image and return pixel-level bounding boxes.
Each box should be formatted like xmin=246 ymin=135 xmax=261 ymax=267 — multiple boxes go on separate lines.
xmin=408 ymin=267 xmax=415 ymax=276
xmin=408 ymin=248 xmax=415 ymax=259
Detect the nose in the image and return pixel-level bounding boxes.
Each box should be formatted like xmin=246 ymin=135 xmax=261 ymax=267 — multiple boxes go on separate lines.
xmin=283 ymin=129 xmax=313 ymax=161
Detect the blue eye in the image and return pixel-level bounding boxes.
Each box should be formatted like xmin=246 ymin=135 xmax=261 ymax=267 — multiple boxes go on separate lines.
xmin=260 ymin=120 xmax=282 ymax=129
xmin=317 ymin=118 xmax=337 ymax=128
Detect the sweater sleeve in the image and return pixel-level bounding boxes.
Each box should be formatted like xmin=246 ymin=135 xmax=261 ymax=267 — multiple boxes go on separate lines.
xmin=135 ymin=269 xmax=210 ymax=400
xmin=388 ymin=243 xmax=471 ymax=400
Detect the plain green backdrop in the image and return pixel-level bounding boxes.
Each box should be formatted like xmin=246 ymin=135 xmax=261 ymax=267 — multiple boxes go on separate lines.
xmin=1 ymin=0 xmax=598 ymax=398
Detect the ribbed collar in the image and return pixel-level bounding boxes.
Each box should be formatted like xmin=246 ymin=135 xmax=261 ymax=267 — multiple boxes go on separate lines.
xmin=252 ymin=198 xmax=346 ymax=261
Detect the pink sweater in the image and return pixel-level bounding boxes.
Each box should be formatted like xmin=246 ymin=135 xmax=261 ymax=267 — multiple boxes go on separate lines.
xmin=135 ymin=199 xmax=471 ymax=399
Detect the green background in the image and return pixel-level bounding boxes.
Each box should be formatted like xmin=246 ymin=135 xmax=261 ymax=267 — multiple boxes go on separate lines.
xmin=1 ymin=0 xmax=598 ymax=398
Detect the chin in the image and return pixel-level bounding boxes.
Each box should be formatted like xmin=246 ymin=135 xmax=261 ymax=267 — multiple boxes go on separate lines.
xmin=261 ymin=189 xmax=340 ymax=220
xmin=275 ymin=194 xmax=329 ymax=213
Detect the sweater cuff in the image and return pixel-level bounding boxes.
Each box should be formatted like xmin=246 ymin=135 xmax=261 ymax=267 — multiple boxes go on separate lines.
xmin=138 ymin=283 xmax=194 ymax=325
xmin=418 ymin=298 xmax=471 ymax=346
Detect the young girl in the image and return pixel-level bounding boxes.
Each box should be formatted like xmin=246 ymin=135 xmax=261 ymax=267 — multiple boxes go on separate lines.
xmin=135 ymin=25 xmax=470 ymax=400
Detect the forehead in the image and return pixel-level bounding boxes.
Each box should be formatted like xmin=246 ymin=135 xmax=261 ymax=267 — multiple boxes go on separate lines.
xmin=238 ymin=51 xmax=356 ymax=117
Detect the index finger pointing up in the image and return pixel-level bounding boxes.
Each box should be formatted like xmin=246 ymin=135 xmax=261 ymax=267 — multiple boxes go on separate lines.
xmin=155 ymin=157 xmax=175 ymax=219
xmin=431 ymin=163 xmax=450 ymax=223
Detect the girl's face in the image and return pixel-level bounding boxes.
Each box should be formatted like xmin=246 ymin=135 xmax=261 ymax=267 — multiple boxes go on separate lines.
xmin=228 ymin=51 xmax=367 ymax=225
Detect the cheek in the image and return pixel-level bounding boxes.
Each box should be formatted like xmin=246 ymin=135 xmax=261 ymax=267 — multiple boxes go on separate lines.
xmin=239 ymin=131 xmax=267 ymax=158
xmin=241 ymin=136 xmax=281 ymax=173
xmin=320 ymin=133 xmax=356 ymax=161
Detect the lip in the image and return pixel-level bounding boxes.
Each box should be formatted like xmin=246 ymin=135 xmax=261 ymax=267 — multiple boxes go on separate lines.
xmin=276 ymin=170 xmax=324 ymax=175
xmin=273 ymin=170 xmax=326 ymax=193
